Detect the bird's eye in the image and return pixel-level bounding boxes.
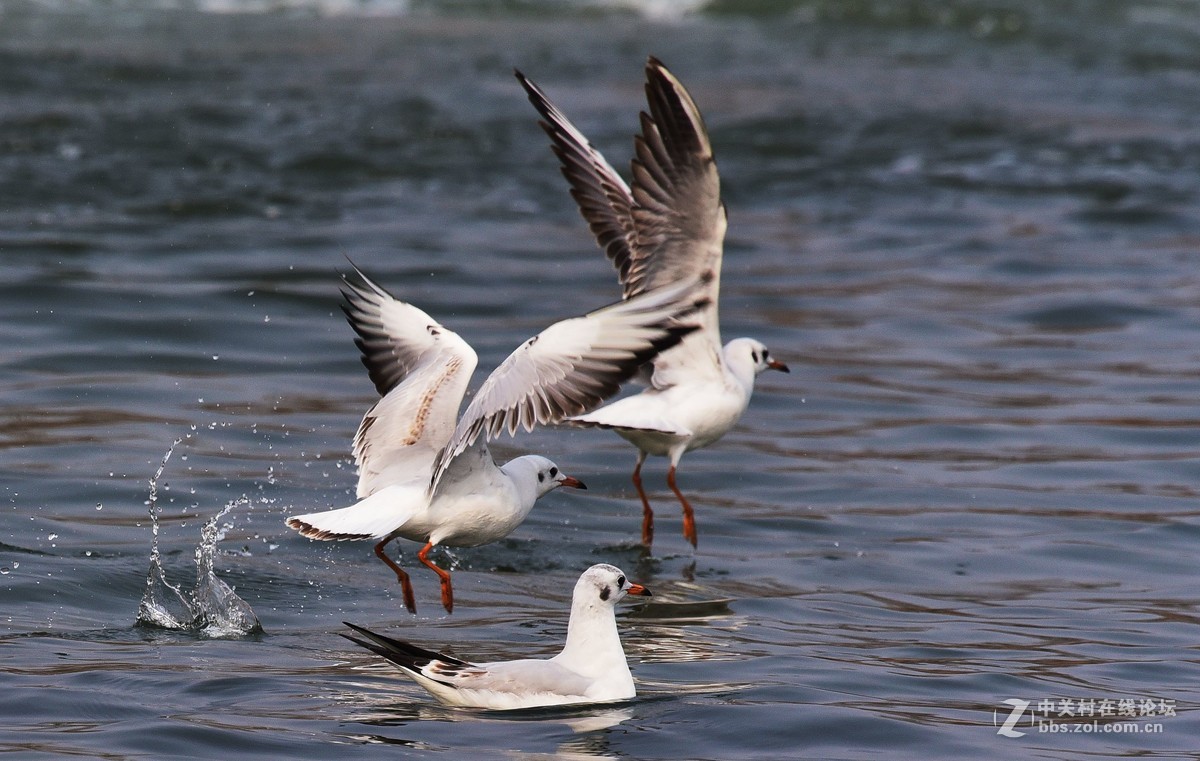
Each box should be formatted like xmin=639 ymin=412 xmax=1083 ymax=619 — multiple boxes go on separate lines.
xmin=550 ymin=467 xmax=558 ymax=477
xmin=762 ymin=349 xmax=770 ymax=360
xmin=616 ymin=575 xmax=626 ymax=588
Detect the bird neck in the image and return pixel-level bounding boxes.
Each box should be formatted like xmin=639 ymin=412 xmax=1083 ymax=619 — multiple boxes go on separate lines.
xmin=722 ymin=344 xmax=759 ymax=397
xmin=555 ymin=599 xmax=627 ymax=677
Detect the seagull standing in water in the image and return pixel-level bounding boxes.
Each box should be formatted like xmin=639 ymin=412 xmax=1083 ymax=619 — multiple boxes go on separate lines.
xmin=516 ymin=58 xmax=789 ymax=548
xmin=341 ymin=563 xmax=651 ymax=709
xmin=287 ymin=266 xmax=704 ymax=613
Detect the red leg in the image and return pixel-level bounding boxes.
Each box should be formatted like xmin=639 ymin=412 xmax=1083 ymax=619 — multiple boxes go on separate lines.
xmin=666 ymin=464 xmax=697 ymax=548
xmin=632 ymin=454 xmax=654 ymax=547
xmin=417 ymin=541 xmax=454 ymax=614
xmin=374 ymin=538 xmax=417 ymax=614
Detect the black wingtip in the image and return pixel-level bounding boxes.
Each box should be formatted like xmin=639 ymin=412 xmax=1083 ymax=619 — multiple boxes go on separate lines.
xmin=515 ymin=67 xmax=542 ymax=101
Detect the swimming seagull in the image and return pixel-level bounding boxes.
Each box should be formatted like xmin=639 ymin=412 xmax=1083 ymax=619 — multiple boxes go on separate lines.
xmin=286 ymin=265 xmax=704 ymax=613
xmin=516 ymin=57 xmax=790 ymax=548
xmin=341 ymin=563 xmax=651 ymax=709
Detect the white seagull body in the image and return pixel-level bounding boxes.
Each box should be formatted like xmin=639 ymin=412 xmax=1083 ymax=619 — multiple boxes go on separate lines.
xmin=287 ymin=266 xmax=705 ymax=613
xmin=342 ymin=563 xmax=651 ymax=710
xmin=516 ymin=57 xmax=789 ymax=548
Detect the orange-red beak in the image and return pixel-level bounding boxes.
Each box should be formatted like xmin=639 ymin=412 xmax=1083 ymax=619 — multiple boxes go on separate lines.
xmin=626 ymin=582 xmax=651 ymax=597
xmin=768 ymin=359 xmax=790 ymax=373
xmin=559 ymin=475 xmax=587 ymax=490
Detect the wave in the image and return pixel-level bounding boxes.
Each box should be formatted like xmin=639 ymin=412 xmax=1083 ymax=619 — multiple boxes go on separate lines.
xmin=3 ymin=0 xmax=709 ymax=20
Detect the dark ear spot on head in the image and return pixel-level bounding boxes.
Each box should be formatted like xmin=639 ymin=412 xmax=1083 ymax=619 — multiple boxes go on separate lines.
xmin=752 ymin=350 xmax=760 ymax=364
xmin=599 ymin=586 xmax=611 ymax=601
xmin=538 ymin=472 xmax=545 ymax=483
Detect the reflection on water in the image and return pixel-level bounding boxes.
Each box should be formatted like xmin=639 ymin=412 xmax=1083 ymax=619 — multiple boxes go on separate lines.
xmin=333 ymin=683 xmax=633 ymax=758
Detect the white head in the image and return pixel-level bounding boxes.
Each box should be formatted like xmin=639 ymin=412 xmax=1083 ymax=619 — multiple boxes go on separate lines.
xmin=723 ymin=337 xmax=789 ymax=391
xmin=501 ymin=455 xmax=586 ymax=504
xmin=572 ymin=563 xmax=652 ymax=611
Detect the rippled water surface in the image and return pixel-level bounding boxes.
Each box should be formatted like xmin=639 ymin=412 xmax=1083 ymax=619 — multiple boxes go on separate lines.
xmin=3 ymin=1 xmax=1200 ymax=758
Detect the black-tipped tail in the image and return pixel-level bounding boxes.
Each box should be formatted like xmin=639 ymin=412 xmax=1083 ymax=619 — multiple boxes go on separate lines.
xmin=341 ymin=622 xmax=470 ymax=672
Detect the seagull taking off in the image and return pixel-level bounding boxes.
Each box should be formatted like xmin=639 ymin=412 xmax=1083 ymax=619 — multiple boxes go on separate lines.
xmin=287 ymin=266 xmax=705 ymax=613
xmin=516 ymin=57 xmax=789 ymax=548
xmin=341 ymin=563 xmax=651 ymax=709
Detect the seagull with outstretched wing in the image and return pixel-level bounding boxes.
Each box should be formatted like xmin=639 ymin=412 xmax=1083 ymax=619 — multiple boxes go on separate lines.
xmin=516 ymin=57 xmax=789 ymax=549
xmin=286 ymin=265 xmax=705 ymax=613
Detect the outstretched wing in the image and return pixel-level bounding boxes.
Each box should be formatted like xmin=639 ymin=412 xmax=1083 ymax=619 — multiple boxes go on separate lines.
xmin=630 ymin=58 xmax=726 ymax=306
xmin=518 ymin=57 xmax=726 ymax=387
xmin=342 ymin=265 xmax=478 ymax=497
xmin=429 ymin=278 xmax=709 ymax=490
xmin=515 ymin=70 xmax=638 ymax=284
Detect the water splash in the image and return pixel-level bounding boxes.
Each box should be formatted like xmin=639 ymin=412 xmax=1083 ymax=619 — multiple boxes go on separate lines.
xmin=137 ymin=439 xmax=197 ymax=628
xmin=136 ymin=438 xmax=263 ymax=638
xmin=191 ymin=497 xmax=262 ymax=638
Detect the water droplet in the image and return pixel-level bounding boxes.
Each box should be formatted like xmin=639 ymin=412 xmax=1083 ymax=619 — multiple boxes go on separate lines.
xmin=96 ymin=503 xmax=103 ymax=511
xmin=47 ymin=533 xmax=58 ymax=541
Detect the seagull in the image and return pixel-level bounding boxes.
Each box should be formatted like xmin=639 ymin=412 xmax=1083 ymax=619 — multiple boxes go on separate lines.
xmin=286 ymin=266 xmax=705 ymax=613
xmin=516 ymin=57 xmax=790 ymax=549
xmin=341 ymin=563 xmax=651 ymax=709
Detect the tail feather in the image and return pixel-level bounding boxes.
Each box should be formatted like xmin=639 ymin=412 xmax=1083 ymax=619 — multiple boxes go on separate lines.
xmin=285 ymin=515 xmax=372 ymax=541
xmin=567 ymin=409 xmax=691 ymax=437
xmin=285 ymin=483 xmax=422 ymax=541
xmin=341 ymin=621 xmax=470 ymax=672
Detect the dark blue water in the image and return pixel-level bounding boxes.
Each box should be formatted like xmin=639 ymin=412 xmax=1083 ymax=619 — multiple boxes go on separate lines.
xmin=3 ymin=1 xmax=1199 ymax=758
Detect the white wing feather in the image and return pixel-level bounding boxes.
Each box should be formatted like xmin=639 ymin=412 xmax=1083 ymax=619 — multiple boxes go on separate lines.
xmin=429 ymin=278 xmax=707 ymax=489
xmin=341 ymin=267 xmax=478 ymax=498
xmin=518 ymin=57 xmax=727 ymax=389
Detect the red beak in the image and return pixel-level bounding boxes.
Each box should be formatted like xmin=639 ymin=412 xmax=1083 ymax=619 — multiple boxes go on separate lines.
xmin=559 ymin=475 xmax=587 ymax=490
xmin=768 ymin=359 xmax=790 ymax=373
xmin=626 ymin=582 xmax=651 ymax=597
